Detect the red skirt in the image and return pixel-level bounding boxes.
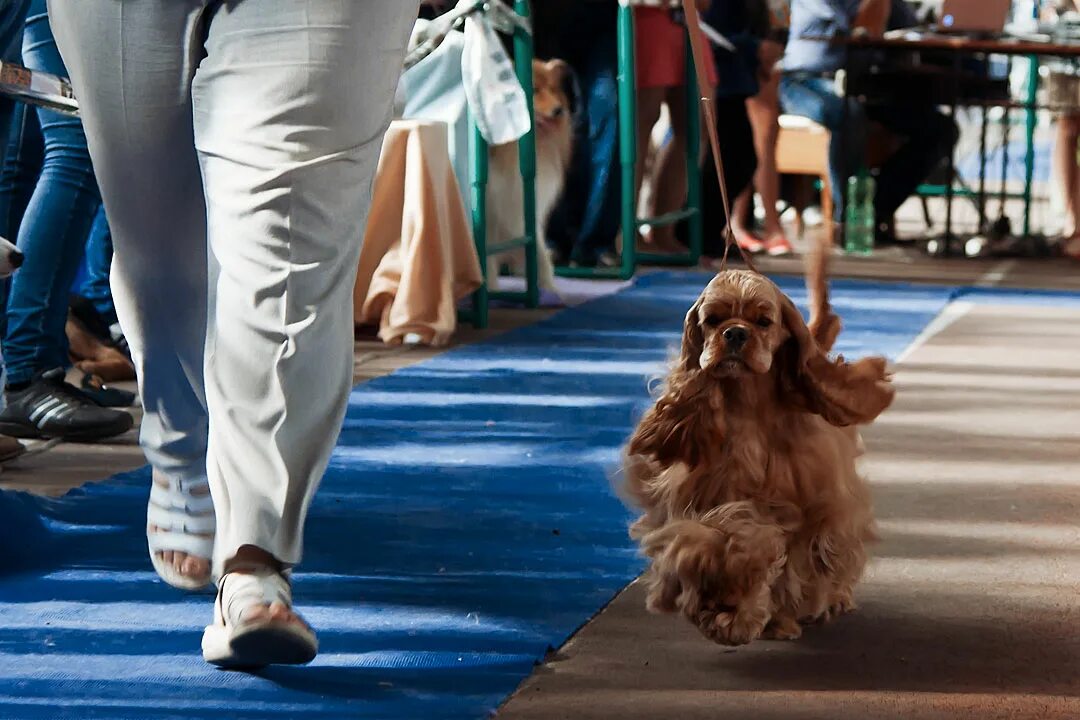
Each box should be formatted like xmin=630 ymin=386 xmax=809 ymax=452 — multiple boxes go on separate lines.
xmin=634 ymin=7 xmax=718 ymax=90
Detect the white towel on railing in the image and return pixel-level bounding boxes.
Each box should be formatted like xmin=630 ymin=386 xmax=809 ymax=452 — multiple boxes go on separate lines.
xmin=461 ymin=13 xmax=531 ymax=146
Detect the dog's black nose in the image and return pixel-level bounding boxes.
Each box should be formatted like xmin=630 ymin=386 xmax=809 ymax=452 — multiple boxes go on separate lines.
xmin=723 ymin=325 xmax=749 ymax=349
xmin=551 ymin=106 xmax=565 ymax=118
xmin=9 ymin=250 xmax=23 ymax=269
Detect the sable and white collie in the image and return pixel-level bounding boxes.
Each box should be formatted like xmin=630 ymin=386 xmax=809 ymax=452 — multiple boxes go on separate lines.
xmin=485 ymin=59 xmax=575 ymax=295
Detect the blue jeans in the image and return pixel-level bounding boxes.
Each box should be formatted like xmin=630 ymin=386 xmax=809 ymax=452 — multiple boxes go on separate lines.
xmin=0 ymin=0 xmax=101 ymax=385
xmin=780 ymin=74 xmax=958 ymax=225
xmin=547 ymin=24 xmax=621 ymax=263
xmin=779 ymin=75 xmax=865 ymax=221
xmin=0 ymin=0 xmax=30 ymax=192
xmin=82 ymin=204 xmax=117 ymax=321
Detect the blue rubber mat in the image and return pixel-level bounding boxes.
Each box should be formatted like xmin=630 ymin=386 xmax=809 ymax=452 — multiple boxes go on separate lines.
xmin=0 ymin=272 xmax=954 ymax=719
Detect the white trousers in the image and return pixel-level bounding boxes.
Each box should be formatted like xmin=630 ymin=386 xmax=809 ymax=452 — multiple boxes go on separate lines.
xmin=49 ymin=0 xmax=417 ymax=570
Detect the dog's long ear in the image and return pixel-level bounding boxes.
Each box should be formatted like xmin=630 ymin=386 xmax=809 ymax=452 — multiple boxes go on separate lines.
xmin=779 ymin=295 xmax=894 ymax=427
xmin=546 ymin=58 xmax=581 ymax=117
xmin=628 ymin=297 xmax=723 ymax=469
xmin=679 ymin=296 xmax=705 ymax=372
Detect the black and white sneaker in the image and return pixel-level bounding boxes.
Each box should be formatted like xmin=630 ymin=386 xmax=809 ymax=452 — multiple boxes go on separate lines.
xmin=0 ymin=368 xmax=134 ymax=441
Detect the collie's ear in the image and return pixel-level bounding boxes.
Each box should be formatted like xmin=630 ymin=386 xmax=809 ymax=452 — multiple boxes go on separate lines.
xmin=779 ymin=295 xmax=894 ymax=426
xmin=546 ymin=58 xmax=580 ymax=116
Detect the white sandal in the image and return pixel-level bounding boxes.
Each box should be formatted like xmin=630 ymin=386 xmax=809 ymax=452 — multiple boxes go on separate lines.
xmin=146 ymin=471 xmax=215 ymax=590
xmin=202 ymin=568 xmax=318 ymax=668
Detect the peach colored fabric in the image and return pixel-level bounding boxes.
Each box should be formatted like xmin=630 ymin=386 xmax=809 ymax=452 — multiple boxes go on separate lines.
xmin=353 ymin=120 xmax=482 ymax=346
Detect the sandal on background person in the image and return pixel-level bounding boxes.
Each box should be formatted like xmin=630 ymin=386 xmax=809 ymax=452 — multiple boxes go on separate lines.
xmin=761 ymin=232 xmax=794 ymax=256
xmin=202 ymin=568 xmax=318 ymax=668
xmin=734 ymin=229 xmax=765 ymax=254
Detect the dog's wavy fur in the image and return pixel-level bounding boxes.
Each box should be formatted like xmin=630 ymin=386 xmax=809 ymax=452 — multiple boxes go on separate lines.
xmin=622 ymin=257 xmax=894 ymax=646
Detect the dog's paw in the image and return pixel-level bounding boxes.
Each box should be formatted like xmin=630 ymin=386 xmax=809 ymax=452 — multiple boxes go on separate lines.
xmin=693 ymin=605 xmax=767 ymax=647
xmin=802 ymin=595 xmax=857 ymax=625
xmin=643 ymin=571 xmax=681 ymax=614
xmin=822 ymin=596 xmax=857 ymax=622
xmin=763 ymin=614 xmax=802 ymax=641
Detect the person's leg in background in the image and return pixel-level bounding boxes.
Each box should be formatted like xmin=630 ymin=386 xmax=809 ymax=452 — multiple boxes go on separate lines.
xmin=0 ymin=103 xmax=39 ymax=251
xmin=733 ymin=70 xmax=791 ymax=255
xmin=570 ymin=25 xmax=621 ymax=267
xmin=70 ymin=205 xmax=129 ymax=357
xmin=645 ymin=82 xmax=707 ymax=252
xmin=0 ymin=0 xmax=28 ymax=190
xmin=52 ymin=0 xmax=417 ymax=666
xmin=1052 ymin=112 xmax=1080 ymax=239
xmin=696 ymin=94 xmax=758 ymax=261
xmin=865 ymin=101 xmax=958 ymax=243
xmin=81 ymin=207 xmax=116 ymax=319
xmin=539 ymin=3 xmax=621 ymax=268
xmin=0 ymin=0 xmax=30 ymax=363
xmin=1061 ymin=112 xmax=1080 ymax=259
xmin=0 ymin=0 xmax=131 ymax=441
xmin=779 ymin=74 xmax=866 ymax=238
xmin=637 ymin=9 xmax=716 ymax=254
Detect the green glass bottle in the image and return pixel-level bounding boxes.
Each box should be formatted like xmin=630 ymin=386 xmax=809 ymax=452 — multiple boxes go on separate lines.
xmin=844 ymin=168 xmax=875 ymax=256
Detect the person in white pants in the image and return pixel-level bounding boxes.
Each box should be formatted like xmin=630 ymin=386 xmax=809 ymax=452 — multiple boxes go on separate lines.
xmin=49 ymin=0 xmax=419 ymax=667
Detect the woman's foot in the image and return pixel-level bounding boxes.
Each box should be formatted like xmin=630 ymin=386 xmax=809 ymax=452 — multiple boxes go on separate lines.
xmin=1063 ymin=235 xmax=1080 ymax=260
xmin=147 ymin=470 xmax=214 ymax=590
xmin=761 ymin=232 xmax=794 ymax=257
xmin=733 ymin=229 xmax=765 ymax=254
xmin=202 ymin=552 xmax=317 ymax=668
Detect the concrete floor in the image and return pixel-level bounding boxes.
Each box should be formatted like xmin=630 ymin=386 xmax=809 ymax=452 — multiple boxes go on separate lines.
xmin=2 ymin=251 xmax=1078 ymax=719
xmin=497 ymin=300 xmax=1080 ymax=720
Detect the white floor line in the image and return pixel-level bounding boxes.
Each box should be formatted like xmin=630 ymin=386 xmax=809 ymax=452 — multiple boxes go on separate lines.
xmin=894 ymin=301 xmax=974 ymax=364
xmin=975 ymin=259 xmax=1017 ymax=288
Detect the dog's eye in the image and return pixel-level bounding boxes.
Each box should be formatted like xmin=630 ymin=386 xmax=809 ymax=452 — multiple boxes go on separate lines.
xmin=703 ymin=315 xmax=722 ymax=328
xmin=756 ymin=317 xmax=774 ymax=329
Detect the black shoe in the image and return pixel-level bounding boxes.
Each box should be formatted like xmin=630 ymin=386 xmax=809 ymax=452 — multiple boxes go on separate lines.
xmin=80 ymin=373 xmax=138 ymax=408
xmin=0 ymin=368 xmax=134 ymax=441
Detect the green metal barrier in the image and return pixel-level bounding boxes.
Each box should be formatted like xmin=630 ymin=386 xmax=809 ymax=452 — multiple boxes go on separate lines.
xmin=556 ymin=1 xmax=703 ymax=280
xmin=459 ymin=0 xmax=539 ymax=329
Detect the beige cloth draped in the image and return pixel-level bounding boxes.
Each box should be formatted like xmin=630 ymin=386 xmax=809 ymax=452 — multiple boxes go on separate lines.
xmin=353 ymin=120 xmax=482 ymax=346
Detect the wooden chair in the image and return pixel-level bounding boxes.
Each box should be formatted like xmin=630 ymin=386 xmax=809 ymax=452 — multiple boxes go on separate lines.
xmin=776 ymin=114 xmax=833 ymax=239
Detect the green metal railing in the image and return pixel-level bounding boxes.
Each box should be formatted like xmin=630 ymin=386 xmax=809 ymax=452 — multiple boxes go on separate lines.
xmin=556 ymin=0 xmax=703 ymax=280
xmin=458 ymin=0 xmax=539 ymax=329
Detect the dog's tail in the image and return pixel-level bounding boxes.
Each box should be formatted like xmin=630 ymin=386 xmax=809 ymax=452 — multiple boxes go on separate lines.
xmin=806 ymin=227 xmax=841 ymax=353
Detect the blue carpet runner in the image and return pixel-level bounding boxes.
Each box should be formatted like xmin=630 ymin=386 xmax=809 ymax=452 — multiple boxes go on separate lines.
xmin=0 ymin=272 xmax=958 ymax=719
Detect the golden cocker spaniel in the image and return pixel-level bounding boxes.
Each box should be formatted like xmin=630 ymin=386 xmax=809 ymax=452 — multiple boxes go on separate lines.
xmin=623 ymin=269 xmax=894 ymax=646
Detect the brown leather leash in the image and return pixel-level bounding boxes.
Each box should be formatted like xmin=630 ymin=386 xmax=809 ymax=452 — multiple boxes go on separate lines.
xmin=680 ymin=0 xmax=760 ymax=275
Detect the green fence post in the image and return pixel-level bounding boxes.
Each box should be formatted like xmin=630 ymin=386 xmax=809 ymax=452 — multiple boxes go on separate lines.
xmin=515 ymin=0 xmax=540 ymax=307
xmin=617 ymin=0 xmax=639 ymax=281
xmin=471 ymin=121 xmax=490 ymax=329
xmin=684 ymin=33 xmax=703 ymax=265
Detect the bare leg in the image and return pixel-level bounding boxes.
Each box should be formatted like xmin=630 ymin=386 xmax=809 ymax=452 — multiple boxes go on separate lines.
xmin=647 ymin=84 xmax=713 ymax=251
xmin=1053 ymin=113 xmax=1080 ymax=238
xmin=627 ymin=87 xmax=666 ymax=253
xmin=747 ymin=73 xmax=785 ymax=242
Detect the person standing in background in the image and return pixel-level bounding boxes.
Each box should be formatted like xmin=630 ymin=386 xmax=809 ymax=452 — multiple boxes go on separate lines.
xmin=633 ymin=0 xmax=717 ymax=254
xmin=537 ymin=0 xmax=624 ymax=268
xmin=1044 ymin=0 xmax=1080 ymax=259
xmin=50 ymin=0 xmax=419 ymax=667
xmin=679 ymin=0 xmax=777 ymax=261
xmin=779 ymin=0 xmax=957 ymax=247
xmin=0 ymin=0 xmax=133 ymax=442
xmin=729 ymin=0 xmax=793 ymax=256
